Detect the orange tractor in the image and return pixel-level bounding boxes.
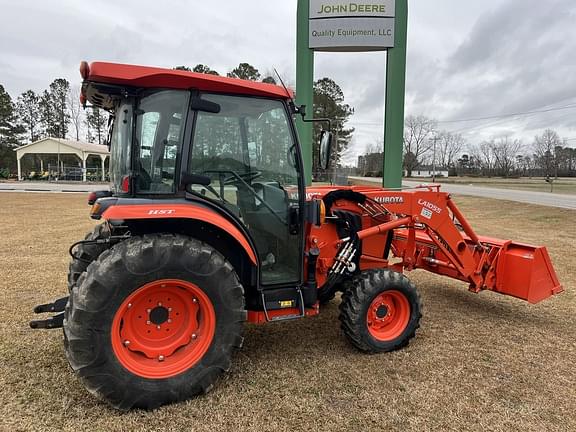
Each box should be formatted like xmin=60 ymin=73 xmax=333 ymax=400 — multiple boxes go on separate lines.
xmin=31 ymin=62 xmax=563 ymax=410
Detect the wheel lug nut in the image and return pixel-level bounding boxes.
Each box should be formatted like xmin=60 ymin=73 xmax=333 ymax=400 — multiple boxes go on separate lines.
xmin=192 ymin=333 xmax=197 ymax=340
xmin=192 ymin=298 xmax=198 ymax=303
xmin=124 ymin=340 xmax=130 ymax=346
xmin=168 ymin=307 xmax=172 ymax=312
xmin=147 ymin=309 xmax=151 ymax=313
xmin=158 ymin=355 xmax=165 ymax=362
xmin=167 ymin=319 xmax=172 ymax=323
xmin=146 ymin=320 xmax=151 ymax=325
xmin=158 ymin=302 xmax=162 ymax=307
xmin=157 ymin=325 xmax=161 ymax=330
xmin=127 ymin=303 xmax=132 ymax=308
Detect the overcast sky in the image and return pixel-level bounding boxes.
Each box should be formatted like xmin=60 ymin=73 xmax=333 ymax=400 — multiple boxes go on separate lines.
xmin=1 ymin=0 xmax=575 ymax=164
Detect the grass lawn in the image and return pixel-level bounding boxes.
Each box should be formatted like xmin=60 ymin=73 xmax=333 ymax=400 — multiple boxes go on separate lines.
xmin=0 ymin=192 xmax=574 ymax=431
xmin=412 ymin=176 xmax=576 ymax=195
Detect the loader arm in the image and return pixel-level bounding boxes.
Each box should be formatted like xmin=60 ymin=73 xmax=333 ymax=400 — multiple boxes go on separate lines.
xmin=307 ymin=185 xmax=563 ymax=304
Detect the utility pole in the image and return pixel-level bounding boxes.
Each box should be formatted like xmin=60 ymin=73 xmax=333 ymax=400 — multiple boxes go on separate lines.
xmin=431 ymin=135 xmax=440 ymax=182
xmin=57 ymin=139 xmax=61 ymax=181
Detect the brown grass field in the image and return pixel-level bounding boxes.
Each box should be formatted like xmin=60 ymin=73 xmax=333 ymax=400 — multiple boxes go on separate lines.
xmin=415 ymin=176 xmax=576 ymax=195
xmin=0 ymin=192 xmax=574 ymax=432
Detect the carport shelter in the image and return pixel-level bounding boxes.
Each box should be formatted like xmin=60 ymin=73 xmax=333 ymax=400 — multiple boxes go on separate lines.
xmin=15 ymin=138 xmax=110 ymax=181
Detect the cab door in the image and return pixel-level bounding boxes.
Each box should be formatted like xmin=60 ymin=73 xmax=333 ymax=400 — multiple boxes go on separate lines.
xmin=189 ymin=94 xmax=304 ymax=287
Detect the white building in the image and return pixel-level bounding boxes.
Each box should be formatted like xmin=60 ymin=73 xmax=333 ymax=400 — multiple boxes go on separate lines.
xmin=14 ymin=138 xmax=110 ymax=182
xmin=404 ymin=167 xmax=449 ymax=178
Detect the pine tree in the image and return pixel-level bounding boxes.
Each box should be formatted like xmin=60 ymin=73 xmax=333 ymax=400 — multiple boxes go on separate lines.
xmin=227 ymin=63 xmax=261 ymax=81
xmin=0 ymin=84 xmax=22 ymax=172
xmin=86 ymin=107 xmax=107 ymax=145
xmin=39 ymin=78 xmax=70 ymax=138
xmin=0 ymin=85 xmax=22 ymax=148
xmin=16 ymin=90 xmax=41 ymax=143
xmin=193 ymin=64 xmax=219 ymax=75
xmin=312 ymin=78 xmax=354 ymax=173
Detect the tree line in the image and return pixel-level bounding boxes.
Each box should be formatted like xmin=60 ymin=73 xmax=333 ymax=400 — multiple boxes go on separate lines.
xmin=0 ymin=62 xmax=354 ymax=178
xmin=359 ymin=114 xmax=575 ymax=178
xmin=0 ymin=80 xmax=108 ymax=174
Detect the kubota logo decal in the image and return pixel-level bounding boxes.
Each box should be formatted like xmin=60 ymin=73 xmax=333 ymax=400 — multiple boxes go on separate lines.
xmin=148 ymin=209 xmax=176 ymax=215
xmin=374 ymin=196 xmax=403 ymax=204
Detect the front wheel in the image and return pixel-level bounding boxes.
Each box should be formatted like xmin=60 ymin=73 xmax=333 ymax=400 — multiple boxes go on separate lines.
xmin=64 ymin=234 xmax=245 ymax=410
xmin=339 ymin=269 xmax=422 ymax=353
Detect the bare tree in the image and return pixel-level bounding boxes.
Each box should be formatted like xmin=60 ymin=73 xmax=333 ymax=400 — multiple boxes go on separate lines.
xmin=437 ymin=131 xmax=465 ymax=169
xmin=555 ymin=143 xmax=576 ymax=176
xmin=403 ymin=115 xmax=436 ymax=177
xmin=67 ymin=86 xmax=84 ymax=141
xmin=477 ymin=141 xmax=496 ymax=176
xmin=533 ymin=129 xmax=561 ymax=177
xmin=365 ymin=141 xmax=381 ymax=156
xmin=491 ymin=136 xmax=521 ymax=177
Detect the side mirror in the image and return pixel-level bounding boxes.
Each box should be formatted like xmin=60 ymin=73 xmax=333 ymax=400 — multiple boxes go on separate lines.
xmin=319 ymin=131 xmax=333 ymax=170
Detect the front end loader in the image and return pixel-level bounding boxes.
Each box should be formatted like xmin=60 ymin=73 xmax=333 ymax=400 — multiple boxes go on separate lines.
xmin=30 ymin=62 xmax=563 ymax=410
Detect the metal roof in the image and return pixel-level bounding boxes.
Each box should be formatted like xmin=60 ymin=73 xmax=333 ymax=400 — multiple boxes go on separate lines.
xmin=15 ymin=138 xmax=110 ymax=155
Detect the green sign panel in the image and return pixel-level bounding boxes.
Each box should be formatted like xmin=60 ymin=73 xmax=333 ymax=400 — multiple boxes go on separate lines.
xmin=297 ymin=0 xmax=407 ymax=188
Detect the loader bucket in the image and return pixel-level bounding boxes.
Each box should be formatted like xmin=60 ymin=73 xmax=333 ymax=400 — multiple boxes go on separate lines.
xmin=493 ymin=242 xmax=563 ymax=304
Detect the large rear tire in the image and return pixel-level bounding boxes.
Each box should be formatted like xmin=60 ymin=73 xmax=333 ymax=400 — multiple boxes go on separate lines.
xmin=339 ymin=269 xmax=422 ymax=353
xmin=64 ymin=234 xmax=245 ymax=410
xmin=67 ymin=223 xmax=110 ymax=291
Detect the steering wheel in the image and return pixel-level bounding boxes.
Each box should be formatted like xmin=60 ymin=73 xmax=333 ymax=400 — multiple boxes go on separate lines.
xmin=222 ymin=170 xmax=262 ymax=185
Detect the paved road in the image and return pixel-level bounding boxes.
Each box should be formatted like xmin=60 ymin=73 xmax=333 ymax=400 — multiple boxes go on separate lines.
xmin=3 ymin=179 xmax=575 ymax=210
xmin=0 ymin=182 xmax=109 ymax=193
xmin=349 ymin=177 xmax=576 ymax=210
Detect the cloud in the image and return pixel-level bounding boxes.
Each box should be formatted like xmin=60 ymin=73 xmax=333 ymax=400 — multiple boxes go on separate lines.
xmin=0 ymin=0 xmax=574 ymax=166
xmin=407 ymin=0 xmax=576 ymax=148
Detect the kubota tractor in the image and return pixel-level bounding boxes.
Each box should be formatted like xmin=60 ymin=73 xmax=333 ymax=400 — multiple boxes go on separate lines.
xmin=31 ymin=62 xmax=563 ymax=410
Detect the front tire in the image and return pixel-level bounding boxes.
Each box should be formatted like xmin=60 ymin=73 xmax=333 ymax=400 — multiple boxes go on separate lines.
xmin=64 ymin=234 xmax=245 ymax=410
xmin=339 ymin=269 xmax=422 ymax=353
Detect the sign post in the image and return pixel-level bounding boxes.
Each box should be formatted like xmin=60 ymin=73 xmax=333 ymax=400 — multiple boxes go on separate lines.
xmin=383 ymin=0 xmax=407 ymax=189
xmin=296 ymin=0 xmax=407 ymax=187
xmin=296 ymin=0 xmax=315 ymax=186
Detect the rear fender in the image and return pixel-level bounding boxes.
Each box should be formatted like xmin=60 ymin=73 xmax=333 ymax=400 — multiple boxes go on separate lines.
xmin=101 ymin=204 xmax=258 ymax=265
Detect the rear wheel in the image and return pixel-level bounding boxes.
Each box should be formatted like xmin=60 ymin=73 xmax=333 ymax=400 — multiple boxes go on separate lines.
xmin=67 ymin=223 xmax=110 ymax=291
xmin=64 ymin=234 xmax=245 ymax=410
xmin=339 ymin=269 xmax=422 ymax=353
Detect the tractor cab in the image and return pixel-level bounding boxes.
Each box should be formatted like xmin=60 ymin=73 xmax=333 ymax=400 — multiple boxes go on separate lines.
xmin=83 ymin=62 xmax=308 ymax=288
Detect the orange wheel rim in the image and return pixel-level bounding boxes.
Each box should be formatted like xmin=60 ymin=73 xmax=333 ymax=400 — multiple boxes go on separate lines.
xmin=366 ymin=290 xmax=410 ymax=342
xmin=111 ymin=279 xmax=216 ymax=379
